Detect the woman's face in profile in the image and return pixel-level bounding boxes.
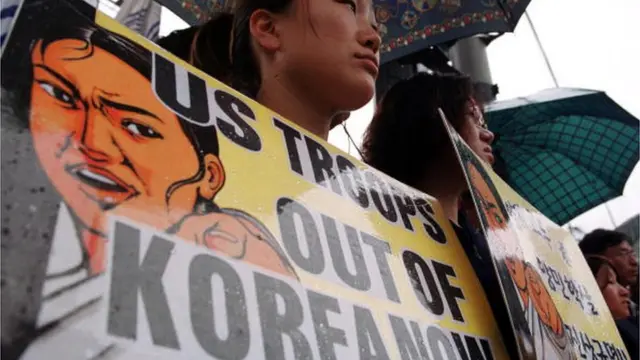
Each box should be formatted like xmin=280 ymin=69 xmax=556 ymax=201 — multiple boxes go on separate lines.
xmin=29 ymin=38 xmax=212 ymax=235
xmin=595 ymin=264 xmax=631 ymax=320
xmin=459 ymin=100 xmax=495 ymax=166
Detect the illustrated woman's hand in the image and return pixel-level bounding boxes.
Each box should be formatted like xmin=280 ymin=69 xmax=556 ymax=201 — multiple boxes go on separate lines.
xmin=174 ymin=212 xmax=295 ymax=278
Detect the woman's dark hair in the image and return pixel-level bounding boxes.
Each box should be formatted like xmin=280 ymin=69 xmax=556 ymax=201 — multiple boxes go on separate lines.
xmin=157 ymin=12 xmax=233 ymax=84
xmin=362 ymin=72 xmax=475 ymax=188
xmin=230 ymin=0 xmax=294 ymax=97
xmin=1 ymin=0 xmax=220 ymax=209
xmin=157 ymin=0 xmax=295 ymax=98
xmin=586 ymin=255 xmax=620 ymax=287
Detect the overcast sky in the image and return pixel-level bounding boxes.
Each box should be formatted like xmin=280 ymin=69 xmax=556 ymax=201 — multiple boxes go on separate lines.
xmin=156 ymin=0 xmax=639 ymax=232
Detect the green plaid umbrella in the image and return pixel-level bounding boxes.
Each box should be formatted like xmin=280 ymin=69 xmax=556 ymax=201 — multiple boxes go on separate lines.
xmin=485 ymin=88 xmax=640 ymax=225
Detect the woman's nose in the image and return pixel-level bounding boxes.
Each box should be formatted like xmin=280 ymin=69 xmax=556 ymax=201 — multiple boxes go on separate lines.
xmin=359 ymin=23 xmax=381 ymax=55
xmin=481 ymin=128 xmax=495 ymax=145
xmin=620 ymin=284 xmax=631 ymax=297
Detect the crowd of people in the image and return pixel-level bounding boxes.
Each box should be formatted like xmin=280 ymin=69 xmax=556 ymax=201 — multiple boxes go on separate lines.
xmin=152 ymin=0 xmax=638 ymax=358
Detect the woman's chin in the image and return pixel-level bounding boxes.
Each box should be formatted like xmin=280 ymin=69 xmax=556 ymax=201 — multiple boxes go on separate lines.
xmin=335 ymin=82 xmax=375 ymax=112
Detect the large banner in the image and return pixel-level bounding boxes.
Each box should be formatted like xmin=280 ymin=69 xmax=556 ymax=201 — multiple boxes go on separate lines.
xmin=442 ymin=110 xmax=630 ymax=360
xmin=1 ymin=1 xmax=508 ymax=359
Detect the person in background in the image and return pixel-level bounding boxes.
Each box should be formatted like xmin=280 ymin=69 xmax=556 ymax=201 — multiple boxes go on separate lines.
xmin=157 ymin=0 xmax=380 ymax=141
xmin=361 ymin=72 xmax=525 ymax=359
xmin=586 ymin=255 xmax=639 ymax=360
xmin=580 ymin=229 xmax=639 ymax=310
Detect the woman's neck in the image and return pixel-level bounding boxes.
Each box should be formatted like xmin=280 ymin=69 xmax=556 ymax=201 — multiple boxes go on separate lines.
xmin=418 ymin=175 xmax=465 ymax=225
xmin=435 ymin=191 xmax=463 ymax=226
xmin=257 ymin=76 xmax=333 ymax=140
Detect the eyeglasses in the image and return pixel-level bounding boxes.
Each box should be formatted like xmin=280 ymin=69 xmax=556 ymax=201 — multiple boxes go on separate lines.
xmin=469 ymin=100 xmax=488 ymax=130
xmin=611 ymin=249 xmax=638 ymax=260
xmin=475 ymin=111 xmax=488 ymax=130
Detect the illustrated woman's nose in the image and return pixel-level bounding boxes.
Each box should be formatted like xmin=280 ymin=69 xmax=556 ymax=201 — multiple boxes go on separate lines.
xmin=76 ymin=107 xmax=122 ymax=163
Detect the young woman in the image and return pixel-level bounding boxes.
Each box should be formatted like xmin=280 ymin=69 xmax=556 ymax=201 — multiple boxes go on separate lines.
xmin=361 ymin=72 xmax=525 ymax=359
xmin=586 ymin=255 xmax=638 ymax=360
xmin=362 ymin=72 xmax=495 ymax=224
xmin=158 ymin=0 xmax=380 ymax=140
xmin=587 ymin=256 xmax=632 ymax=320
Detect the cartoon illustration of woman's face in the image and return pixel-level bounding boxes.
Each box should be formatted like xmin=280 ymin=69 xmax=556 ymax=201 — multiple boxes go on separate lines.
xmin=467 ymin=159 xmax=568 ymax=343
xmin=467 ymin=161 xmax=528 ymax=289
xmin=29 ymin=39 xmax=224 ymax=237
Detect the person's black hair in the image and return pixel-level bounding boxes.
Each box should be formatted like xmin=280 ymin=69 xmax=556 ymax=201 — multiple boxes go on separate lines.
xmin=362 ymin=72 xmax=475 ymax=188
xmin=586 ymin=255 xmax=621 ymax=283
xmin=580 ymin=229 xmax=631 ymax=256
xmin=157 ymin=0 xmax=297 ymax=98
xmin=230 ymin=0 xmax=295 ymax=97
xmin=155 ymin=0 xmax=297 ymax=98
xmin=157 ymin=12 xmax=233 ymax=84
xmin=1 ymin=0 xmax=220 ymax=211
xmin=156 ymin=25 xmax=200 ymax=64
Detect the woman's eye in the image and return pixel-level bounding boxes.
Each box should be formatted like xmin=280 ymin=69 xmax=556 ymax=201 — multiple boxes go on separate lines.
xmin=38 ymin=81 xmax=76 ymax=107
xmin=123 ymin=120 xmax=163 ymax=139
xmin=340 ymin=0 xmax=356 ymax=13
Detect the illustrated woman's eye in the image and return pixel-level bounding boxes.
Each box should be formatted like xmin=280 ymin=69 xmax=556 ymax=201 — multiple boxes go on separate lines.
xmin=37 ymin=81 xmax=76 ymax=108
xmin=122 ymin=120 xmax=163 ymax=139
xmin=493 ymin=212 xmax=504 ymax=225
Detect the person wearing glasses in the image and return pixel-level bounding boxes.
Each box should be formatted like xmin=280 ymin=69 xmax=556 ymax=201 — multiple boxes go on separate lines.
xmin=585 ymin=255 xmax=639 ymax=360
xmin=361 ymin=72 xmax=525 ymax=359
xmin=362 ymin=72 xmax=580 ymax=359
xmin=581 ymin=230 xmax=639 ymax=360
xmin=580 ymin=229 xmax=639 ymax=311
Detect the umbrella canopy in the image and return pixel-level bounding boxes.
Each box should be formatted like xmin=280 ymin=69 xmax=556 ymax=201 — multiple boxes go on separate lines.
xmin=374 ymin=0 xmax=529 ymax=63
xmin=155 ymin=0 xmax=231 ymax=25
xmin=154 ymin=0 xmax=530 ymax=63
xmin=486 ymin=88 xmax=640 ymax=225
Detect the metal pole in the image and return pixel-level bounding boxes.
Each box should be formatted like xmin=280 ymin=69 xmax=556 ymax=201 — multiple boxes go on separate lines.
xmin=448 ymin=36 xmax=496 ymax=103
xmin=605 ymin=203 xmax=618 ymax=228
xmin=524 ymin=11 xmax=559 ymax=88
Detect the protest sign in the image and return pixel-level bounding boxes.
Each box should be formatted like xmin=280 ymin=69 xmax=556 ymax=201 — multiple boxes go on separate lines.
xmin=0 ymin=0 xmax=508 ymax=359
xmin=441 ymin=109 xmax=631 ymax=360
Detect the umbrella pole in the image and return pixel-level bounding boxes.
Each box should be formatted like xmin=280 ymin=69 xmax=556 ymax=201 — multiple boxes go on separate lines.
xmin=448 ymin=36 xmax=497 ymax=104
xmin=524 ymin=11 xmax=559 ymax=88
xmin=604 ymin=202 xmax=618 ymax=228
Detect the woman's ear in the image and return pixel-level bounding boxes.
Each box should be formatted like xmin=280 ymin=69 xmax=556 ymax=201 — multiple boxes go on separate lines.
xmin=199 ymin=154 xmax=226 ymax=200
xmin=248 ymin=9 xmax=281 ymax=53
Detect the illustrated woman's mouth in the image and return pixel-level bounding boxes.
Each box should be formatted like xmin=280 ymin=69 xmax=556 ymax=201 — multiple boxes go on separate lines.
xmin=65 ymin=164 xmax=138 ymax=210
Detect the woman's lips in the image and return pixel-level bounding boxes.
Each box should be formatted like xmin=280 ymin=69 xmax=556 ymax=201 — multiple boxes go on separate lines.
xmin=486 ymin=152 xmax=495 ymax=165
xmin=354 ymin=54 xmax=379 ymax=77
xmin=65 ymin=164 xmax=138 ymax=210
